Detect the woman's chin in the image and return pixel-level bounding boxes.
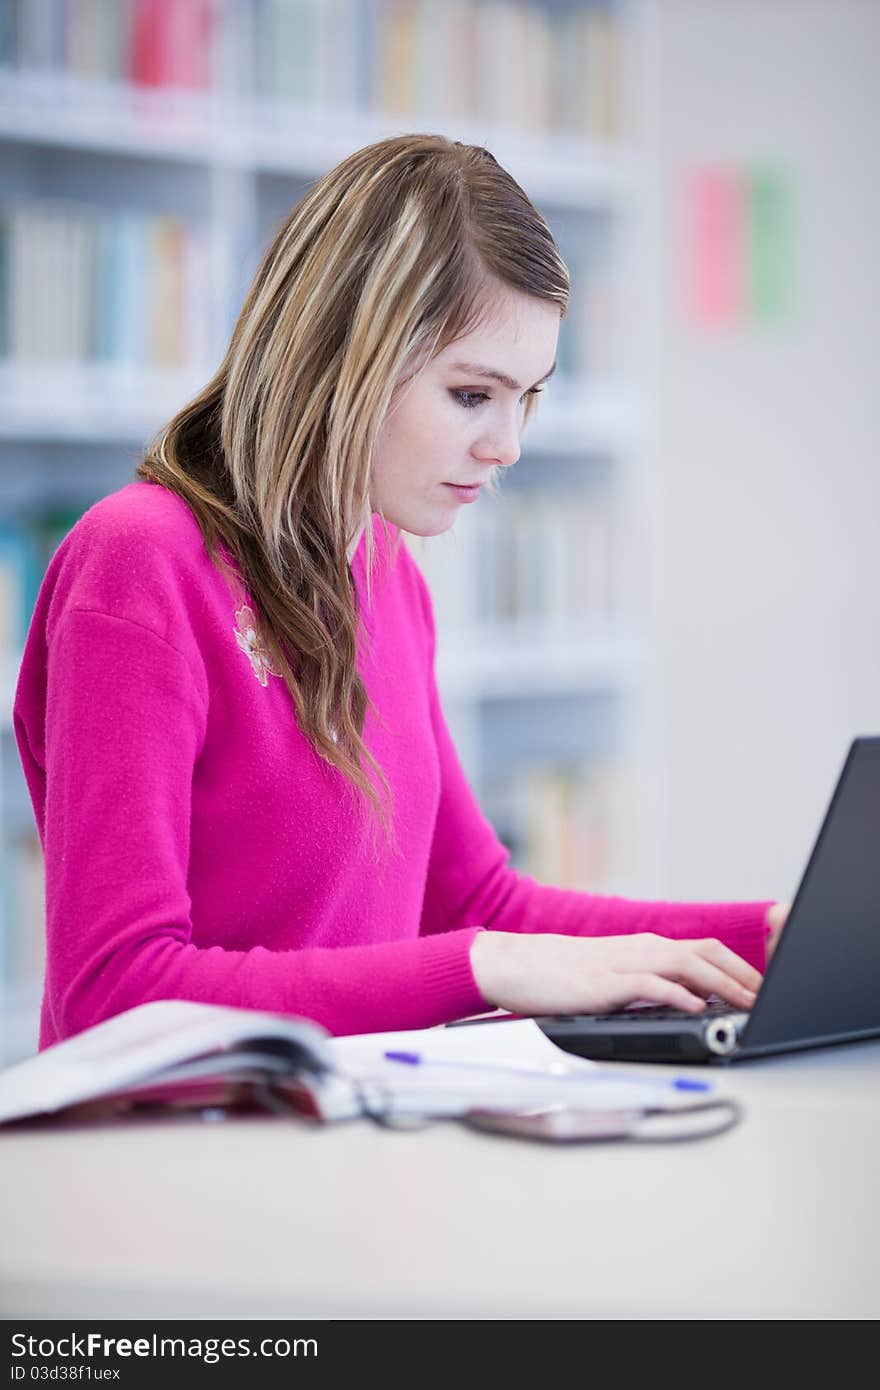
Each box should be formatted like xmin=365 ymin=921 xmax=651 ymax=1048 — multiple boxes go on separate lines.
xmin=390 ymin=505 xmax=459 ymax=539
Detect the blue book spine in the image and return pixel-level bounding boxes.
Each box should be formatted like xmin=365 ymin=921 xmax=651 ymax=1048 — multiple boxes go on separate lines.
xmin=97 ymin=211 xmax=146 ymax=365
xmin=0 ymin=518 xmax=41 ymax=652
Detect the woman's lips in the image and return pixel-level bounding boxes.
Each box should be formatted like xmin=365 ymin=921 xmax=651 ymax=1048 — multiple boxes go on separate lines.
xmin=444 ymin=482 xmax=482 ymax=502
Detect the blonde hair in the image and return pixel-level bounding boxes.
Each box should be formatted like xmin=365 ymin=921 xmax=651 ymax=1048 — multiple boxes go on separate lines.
xmin=137 ymin=133 xmax=569 ymax=850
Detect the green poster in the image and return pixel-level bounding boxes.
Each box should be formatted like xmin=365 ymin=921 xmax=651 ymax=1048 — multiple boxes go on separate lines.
xmin=748 ymin=169 xmax=794 ymax=322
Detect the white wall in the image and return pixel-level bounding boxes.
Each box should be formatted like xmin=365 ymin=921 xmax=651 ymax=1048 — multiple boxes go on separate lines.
xmin=647 ymin=0 xmax=880 ymax=902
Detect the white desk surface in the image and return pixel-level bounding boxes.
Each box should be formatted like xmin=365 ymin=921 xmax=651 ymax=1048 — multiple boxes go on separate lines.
xmin=2 ymin=1039 xmax=879 ymax=1321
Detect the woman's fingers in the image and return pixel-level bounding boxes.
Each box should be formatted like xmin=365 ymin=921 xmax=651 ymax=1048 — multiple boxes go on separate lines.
xmin=692 ymin=939 xmax=763 ymax=993
xmin=676 ymin=957 xmax=757 ymax=1009
xmin=606 ymin=972 xmax=709 ymax=1014
xmin=615 ymin=936 xmax=760 ymax=1009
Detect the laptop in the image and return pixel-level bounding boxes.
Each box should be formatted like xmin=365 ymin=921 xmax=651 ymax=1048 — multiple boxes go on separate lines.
xmin=534 ymin=736 xmax=880 ymax=1064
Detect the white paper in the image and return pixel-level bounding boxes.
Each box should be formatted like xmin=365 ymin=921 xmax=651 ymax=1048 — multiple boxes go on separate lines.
xmin=328 ymin=1018 xmax=713 ymax=1119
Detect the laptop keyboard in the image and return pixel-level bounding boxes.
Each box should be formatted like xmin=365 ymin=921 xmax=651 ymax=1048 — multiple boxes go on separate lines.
xmin=554 ymin=1000 xmax=738 ymax=1024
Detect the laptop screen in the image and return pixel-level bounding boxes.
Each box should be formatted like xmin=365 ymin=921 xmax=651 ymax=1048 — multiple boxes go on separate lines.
xmin=742 ymin=737 xmax=880 ymax=1053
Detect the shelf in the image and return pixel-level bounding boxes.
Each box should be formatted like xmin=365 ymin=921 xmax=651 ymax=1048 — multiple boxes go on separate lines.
xmin=1 ymin=631 xmax=647 ymax=731
xmin=0 ymin=362 xmax=215 ymax=444
xmin=0 ymin=363 xmax=638 ymax=450
xmin=435 ymin=627 xmax=646 ymax=699
xmin=0 ymin=71 xmax=638 ymax=210
xmin=0 ymin=72 xmax=229 ymax=165
xmin=0 ymin=0 xmax=659 ymax=969
xmin=525 ymin=379 xmax=642 ymax=454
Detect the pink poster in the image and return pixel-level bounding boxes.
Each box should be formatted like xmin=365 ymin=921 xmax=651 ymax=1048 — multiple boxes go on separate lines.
xmin=684 ymin=168 xmax=746 ymax=327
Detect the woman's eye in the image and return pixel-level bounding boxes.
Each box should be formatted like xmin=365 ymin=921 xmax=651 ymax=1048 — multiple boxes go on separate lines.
xmin=451 ymin=387 xmax=545 ymax=410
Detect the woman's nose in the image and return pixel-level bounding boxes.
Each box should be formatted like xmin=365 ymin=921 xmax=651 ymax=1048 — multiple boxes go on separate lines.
xmin=474 ymin=418 xmax=521 ymax=470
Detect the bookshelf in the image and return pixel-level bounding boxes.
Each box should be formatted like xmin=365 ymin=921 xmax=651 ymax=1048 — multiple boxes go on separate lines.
xmin=0 ymin=0 xmax=657 ymax=1059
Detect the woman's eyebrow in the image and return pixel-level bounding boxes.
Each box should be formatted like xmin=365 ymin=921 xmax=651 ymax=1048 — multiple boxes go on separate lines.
xmin=448 ymin=360 xmax=557 ymax=391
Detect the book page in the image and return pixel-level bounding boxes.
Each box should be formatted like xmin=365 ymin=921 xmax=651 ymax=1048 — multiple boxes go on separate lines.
xmin=0 ymin=1001 xmax=332 ymax=1125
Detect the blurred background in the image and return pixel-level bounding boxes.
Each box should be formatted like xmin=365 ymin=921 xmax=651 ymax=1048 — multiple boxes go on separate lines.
xmin=0 ymin=0 xmax=877 ymax=1059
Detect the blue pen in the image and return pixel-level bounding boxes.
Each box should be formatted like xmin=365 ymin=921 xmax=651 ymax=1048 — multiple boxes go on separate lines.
xmin=383 ymin=1050 xmax=711 ymax=1093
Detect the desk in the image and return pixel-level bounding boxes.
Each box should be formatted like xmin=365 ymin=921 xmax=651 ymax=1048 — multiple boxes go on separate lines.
xmin=1 ymin=1040 xmax=879 ymax=1320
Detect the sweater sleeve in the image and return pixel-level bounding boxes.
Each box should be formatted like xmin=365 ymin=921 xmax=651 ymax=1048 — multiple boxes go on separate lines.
xmin=414 ymin=574 xmax=773 ymax=976
xmin=28 ymin=607 xmax=486 ymax=1043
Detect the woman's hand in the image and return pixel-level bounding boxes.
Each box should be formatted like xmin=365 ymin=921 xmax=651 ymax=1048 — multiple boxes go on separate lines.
xmin=469 ymin=930 xmax=763 ymax=1018
xmin=765 ymin=902 xmax=790 ymax=963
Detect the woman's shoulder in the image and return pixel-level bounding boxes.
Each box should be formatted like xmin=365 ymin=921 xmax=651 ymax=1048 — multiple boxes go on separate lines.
xmin=55 ymin=480 xmax=219 ymax=583
xmin=70 ymin=479 xmax=203 ymax=551
xmin=41 ymin=480 xmax=226 ymax=648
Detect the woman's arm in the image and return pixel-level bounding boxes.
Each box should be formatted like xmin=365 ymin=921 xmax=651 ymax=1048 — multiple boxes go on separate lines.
xmin=19 ymin=607 xmax=487 ymax=1044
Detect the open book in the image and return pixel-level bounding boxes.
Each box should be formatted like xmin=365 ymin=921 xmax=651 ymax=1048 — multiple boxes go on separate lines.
xmin=0 ymin=1000 xmax=733 ymax=1136
xmin=0 ymin=1001 xmax=356 ymax=1126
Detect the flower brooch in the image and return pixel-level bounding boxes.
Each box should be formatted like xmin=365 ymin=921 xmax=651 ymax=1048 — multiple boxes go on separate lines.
xmin=234 ymin=605 xmax=282 ymax=687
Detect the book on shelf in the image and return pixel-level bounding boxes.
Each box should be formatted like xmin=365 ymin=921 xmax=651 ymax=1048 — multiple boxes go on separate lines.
xmin=552 ymin=213 xmax=617 ymax=378
xmin=486 ymin=756 xmax=631 ymax=893
xmin=1 ymin=0 xmax=624 ymax=142
xmin=0 ymin=517 xmax=41 ymax=654
xmin=0 ymin=996 xmax=707 ymax=1134
xmin=0 ymin=830 xmax=45 ymax=991
xmin=0 ymin=504 xmax=88 ymax=721
xmin=130 ymin=0 xmax=214 ymax=91
xmin=413 ymin=490 xmax=617 ymax=637
xmin=29 ymin=501 xmax=90 ymax=567
xmin=0 ymin=198 xmax=211 ymax=369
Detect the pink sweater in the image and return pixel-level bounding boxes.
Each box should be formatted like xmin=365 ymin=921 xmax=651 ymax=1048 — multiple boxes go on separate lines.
xmin=14 ymin=481 xmax=773 ymax=1049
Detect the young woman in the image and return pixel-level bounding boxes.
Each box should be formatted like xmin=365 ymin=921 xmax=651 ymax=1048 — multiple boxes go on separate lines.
xmin=14 ymin=134 xmax=787 ymax=1049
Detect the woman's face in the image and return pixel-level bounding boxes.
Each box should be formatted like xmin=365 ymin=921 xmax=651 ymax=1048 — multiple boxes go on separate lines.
xmin=370 ymin=287 xmax=560 ymax=537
